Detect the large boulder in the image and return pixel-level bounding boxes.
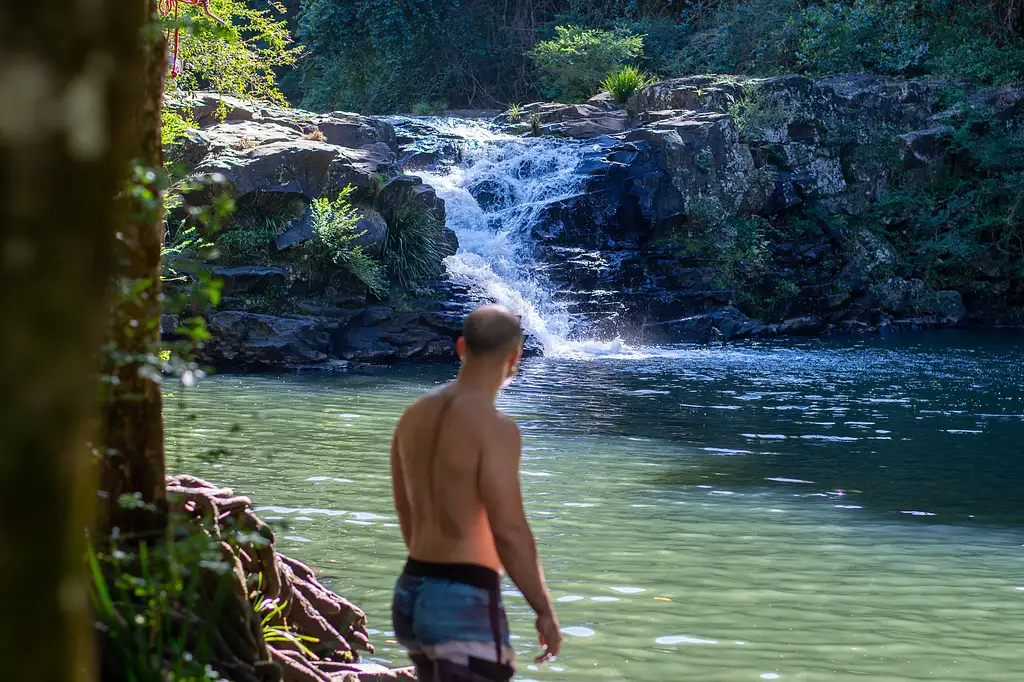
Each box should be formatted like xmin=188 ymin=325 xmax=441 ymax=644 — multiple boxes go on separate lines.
xmin=211 ymin=266 xmax=290 ymax=296
xmin=200 ymin=311 xmax=333 ymax=370
xmin=870 ymin=278 xmax=966 ymax=323
xmin=498 ymin=102 xmax=631 ymax=139
xmin=194 ymin=139 xmax=391 ymax=205
xmin=622 ymin=112 xmax=755 ymax=222
xmin=376 ymin=175 xmax=458 ymax=257
xmin=332 ymin=304 xmax=461 ymax=363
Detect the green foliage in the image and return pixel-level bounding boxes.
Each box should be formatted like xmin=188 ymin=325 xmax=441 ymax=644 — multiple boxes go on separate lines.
xmin=795 ymin=1 xmax=930 ymax=76
xmin=531 ymin=25 xmax=645 ymax=102
xmin=299 ymin=187 xmax=388 ymax=298
xmin=250 ymin=574 xmax=321 ymax=661
xmin=170 ymin=0 xmax=300 ymax=104
xmin=162 ymin=109 xmax=197 ymax=147
xmin=291 ymin=1 xmax=1024 ymax=112
xmin=506 ymin=103 xmax=523 ymax=123
xmin=89 ymin=524 xmax=231 ymax=681
xmin=727 ymin=84 xmax=795 ymax=139
xmin=384 ymin=202 xmax=450 ymax=291
xmin=215 ymin=220 xmax=280 ymax=266
xmin=865 ymin=105 xmax=1024 ymax=296
xmin=669 ymin=0 xmax=802 ymax=76
xmin=410 ymin=99 xmax=449 ymax=116
xmin=600 ymin=65 xmax=653 ymax=103
xmin=298 ymin=0 xmax=533 ymax=113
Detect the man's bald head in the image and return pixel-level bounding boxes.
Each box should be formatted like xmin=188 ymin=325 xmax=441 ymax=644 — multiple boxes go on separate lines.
xmin=462 ymin=305 xmax=523 ymax=358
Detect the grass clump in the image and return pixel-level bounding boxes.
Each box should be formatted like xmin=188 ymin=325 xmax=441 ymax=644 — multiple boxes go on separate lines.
xmin=506 ymin=102 xmax=523 ymax=122
xmin=384 ymin=201 xmax=450 ymax=291
xmin=600 ymin=65 xmax=653 ymax=103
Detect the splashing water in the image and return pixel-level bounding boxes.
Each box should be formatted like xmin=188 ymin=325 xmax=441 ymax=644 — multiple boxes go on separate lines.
xmin=414 ymin=119 xmax=624 ymax=358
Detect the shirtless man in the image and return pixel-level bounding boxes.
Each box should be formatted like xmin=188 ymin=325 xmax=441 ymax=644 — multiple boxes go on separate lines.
xmin=390 ymin=305 xmax=562 ymax=682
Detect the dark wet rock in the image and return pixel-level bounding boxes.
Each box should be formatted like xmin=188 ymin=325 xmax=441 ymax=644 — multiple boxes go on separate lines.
xmin=497 ymin=102 xmax=631 ymax=139
xmin=870 ymin=278 xmax=965 ymax=323
xmin=586 ymin=91 xmax=626 ymax=112
xmin=331 ymin=303 xmax=462 ymax=363
xmin=629 ymin=76 xmax=744 ymax=117
xmin=897 ymin=125 xmax=954 ymax=183
xmin=200 ymin=311 xmax=333 ymax=370
xmin=352 ymin=207 xmax=389 ymax=259
xmin=644 ymin=307 xmax=758 ymax=344
xmin=212 ymin=266 xmax=290 ymax=296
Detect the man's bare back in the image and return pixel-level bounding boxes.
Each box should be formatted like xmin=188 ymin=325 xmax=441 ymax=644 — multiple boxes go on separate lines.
xmin=390 ymin=305 xmax=561 ymax=682
xmin=392 ymin=385 xmax=516 ymax=572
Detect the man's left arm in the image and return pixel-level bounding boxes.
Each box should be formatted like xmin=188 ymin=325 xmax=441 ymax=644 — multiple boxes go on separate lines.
xmin=390 ymin=430 xmax=412 ymax=547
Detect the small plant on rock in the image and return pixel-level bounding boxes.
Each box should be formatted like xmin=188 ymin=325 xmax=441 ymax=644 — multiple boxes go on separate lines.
xmin=302 ymin=127 xmax=327 ymax=142
xmin=600 ymin=65 xmax=653 ymax=103
xmin=506 ymin=102 xmax=523 ymax=122
xmin=303 ymin=186 xmax=388 ymax=298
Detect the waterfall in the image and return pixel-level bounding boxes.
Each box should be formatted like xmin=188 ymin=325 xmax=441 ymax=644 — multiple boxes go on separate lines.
xmin=408 ymin=118 xmax=622 ymax=357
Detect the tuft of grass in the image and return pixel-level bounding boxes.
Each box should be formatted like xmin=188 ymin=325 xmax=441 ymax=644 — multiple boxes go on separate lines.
xmin=506 ymin=103 xmax=523 ymax=122
xmin=599 ymin=65 xmax=654 ymax=103
xmin=302 ymin=128 xmax=327 ymax=142
xmin=232 ymin=135 xmax=258 ymax=150
xmin=384 ymin=201 xmax=449 ymax=291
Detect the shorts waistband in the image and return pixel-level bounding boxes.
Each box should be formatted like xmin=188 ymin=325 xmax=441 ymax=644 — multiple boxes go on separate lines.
xmin=403 ymin=557 xmax=500 ymax=591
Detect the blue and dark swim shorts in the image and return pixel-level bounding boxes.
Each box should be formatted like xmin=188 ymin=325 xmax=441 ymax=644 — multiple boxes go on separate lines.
xmin=393 ymin=558 xmax=516 ymax=681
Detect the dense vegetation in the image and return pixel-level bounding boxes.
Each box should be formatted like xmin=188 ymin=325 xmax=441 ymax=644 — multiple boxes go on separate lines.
xmin=294 ymin=0 xmax=1024 ymax=113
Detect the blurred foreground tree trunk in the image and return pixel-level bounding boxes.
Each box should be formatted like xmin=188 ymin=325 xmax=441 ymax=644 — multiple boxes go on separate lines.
xmin=95 ymin=0 xmax=169 ymax=538
xmin=0 ymin=2 xmax=156 ymax=681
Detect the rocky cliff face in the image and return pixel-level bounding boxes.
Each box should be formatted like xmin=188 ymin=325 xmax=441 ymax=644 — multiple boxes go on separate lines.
xmin=164 ymin=93 xmax=467 ymax=371
xmin=524 ymin=75 xmax=1024 ymax=342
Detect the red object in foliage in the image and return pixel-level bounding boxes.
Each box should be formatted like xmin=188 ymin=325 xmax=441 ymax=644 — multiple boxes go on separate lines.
xmin=159 ymin=0 xmax=226 ymax=78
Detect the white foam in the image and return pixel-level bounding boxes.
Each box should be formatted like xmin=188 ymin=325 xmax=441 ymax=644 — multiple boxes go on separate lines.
xmin=656 ymin=635 xmax=718 ymax=645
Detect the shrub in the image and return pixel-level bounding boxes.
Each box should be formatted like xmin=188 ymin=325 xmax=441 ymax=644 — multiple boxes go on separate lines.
xmin=302 ymin=187 xmax=388 ymax=298
xmin=794 ymin=1 xmax=930 ymax=76
xmin=384 ymin=201 xmax=450 ymax=291
xmin=531 ymin=25 xmax=644 ymax=102
xmin=506 ymin=102 xmax=523 ymax=122
xmin=600 ymin=65 xmax=653 ymax=103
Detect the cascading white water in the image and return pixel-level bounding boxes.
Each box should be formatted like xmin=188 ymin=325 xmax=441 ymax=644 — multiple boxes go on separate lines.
xmin=415 ymin=118 xmax=624 ymax=357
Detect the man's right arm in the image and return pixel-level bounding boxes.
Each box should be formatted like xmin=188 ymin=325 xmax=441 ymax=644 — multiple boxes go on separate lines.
xmin=479 ymin=418 xmax=561 ymax=658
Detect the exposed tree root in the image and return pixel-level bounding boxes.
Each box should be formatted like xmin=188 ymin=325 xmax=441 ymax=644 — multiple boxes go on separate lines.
xmin=166 ymin=475 xmax=406 ymax=682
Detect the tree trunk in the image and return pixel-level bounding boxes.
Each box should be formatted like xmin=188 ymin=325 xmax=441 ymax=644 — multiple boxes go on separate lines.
xmin=95 ymin=0 xmax=169 ymax=538
xmin=0 ymin=2 xmax=156 ymax=682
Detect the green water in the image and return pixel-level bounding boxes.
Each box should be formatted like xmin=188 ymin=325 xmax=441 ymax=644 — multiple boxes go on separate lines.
xmin=165 ymin=333 xmax=1024 ymax=682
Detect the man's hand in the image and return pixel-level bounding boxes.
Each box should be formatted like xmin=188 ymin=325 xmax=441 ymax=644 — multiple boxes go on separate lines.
xmin=534 ymin=610 xmax=562 ymax=663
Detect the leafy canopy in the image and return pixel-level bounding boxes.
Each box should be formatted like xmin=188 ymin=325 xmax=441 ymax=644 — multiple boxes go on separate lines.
xmin=169 ymin=0 xmax=300 ymax=104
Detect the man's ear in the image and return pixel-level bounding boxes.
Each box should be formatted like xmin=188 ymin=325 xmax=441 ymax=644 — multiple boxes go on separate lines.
xmin=456 ymin=336 xmax=467 ymax=360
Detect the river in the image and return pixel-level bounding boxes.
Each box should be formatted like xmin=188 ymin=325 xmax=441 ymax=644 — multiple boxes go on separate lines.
xmin=165 ymin=333 xmax=1024 ymax=682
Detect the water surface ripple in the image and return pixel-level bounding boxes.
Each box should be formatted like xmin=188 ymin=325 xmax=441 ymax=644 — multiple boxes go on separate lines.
xmin=165 ymin=334 xmax=1024 ymax=682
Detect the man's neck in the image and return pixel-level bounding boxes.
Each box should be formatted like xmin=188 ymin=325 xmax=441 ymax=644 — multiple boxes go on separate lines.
xmin=455 ymin=361 xmax=505 ymax=402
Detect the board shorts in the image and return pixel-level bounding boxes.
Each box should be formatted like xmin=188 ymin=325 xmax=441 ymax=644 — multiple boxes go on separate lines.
xmin=392 ymin=558 xmax=516 ymax=682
